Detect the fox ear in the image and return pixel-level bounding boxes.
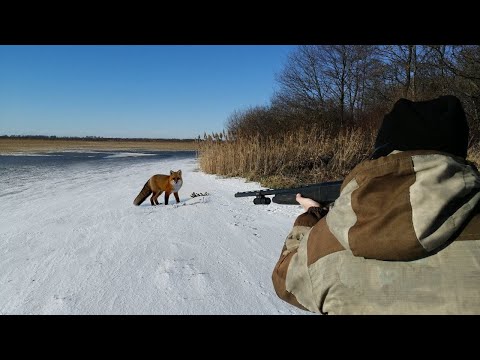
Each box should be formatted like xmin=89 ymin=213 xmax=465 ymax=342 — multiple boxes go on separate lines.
xmin=178 ymin=170 xmax=182 ymax=175
xmin=170 ymin=170 xmax=174 ymax=175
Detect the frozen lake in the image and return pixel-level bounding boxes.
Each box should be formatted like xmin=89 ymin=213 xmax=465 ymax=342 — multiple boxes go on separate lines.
xmin=0 ymin=150 xmax=307 ymax=315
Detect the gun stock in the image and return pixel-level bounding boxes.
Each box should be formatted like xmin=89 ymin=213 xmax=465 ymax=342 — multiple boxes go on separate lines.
xmin=234 ymin=180 xmax=343 ymax=205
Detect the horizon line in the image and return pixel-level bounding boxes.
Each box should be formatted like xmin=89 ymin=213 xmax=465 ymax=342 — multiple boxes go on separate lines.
xmin=0 ymin=134 xmax=198 ymax=141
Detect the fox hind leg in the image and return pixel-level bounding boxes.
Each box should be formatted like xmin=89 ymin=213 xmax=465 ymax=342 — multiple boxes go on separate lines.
xmin=152 ymin=191 xmax=163 ymax=205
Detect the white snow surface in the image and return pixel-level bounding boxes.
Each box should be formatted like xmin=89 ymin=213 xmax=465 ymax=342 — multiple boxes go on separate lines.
xmin=0 ymin=155 xmax=308 ymax=314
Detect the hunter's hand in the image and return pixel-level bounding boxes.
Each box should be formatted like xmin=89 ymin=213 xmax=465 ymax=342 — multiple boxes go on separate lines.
xmin=296 ymin=193 xmax=320 ymax=212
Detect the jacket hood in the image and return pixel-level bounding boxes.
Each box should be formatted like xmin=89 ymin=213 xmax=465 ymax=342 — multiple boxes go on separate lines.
xmin=372 ymin=96 xmax=469 ymax=160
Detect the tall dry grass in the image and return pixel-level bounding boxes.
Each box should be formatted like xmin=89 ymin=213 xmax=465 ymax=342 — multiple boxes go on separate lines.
xmin=198 ymin=128 xmax=480 ymax=189
xmin=467 ymin=143 xmax=480 ymax=167
xmin=198 ymin=127 xmax=376 ymax=188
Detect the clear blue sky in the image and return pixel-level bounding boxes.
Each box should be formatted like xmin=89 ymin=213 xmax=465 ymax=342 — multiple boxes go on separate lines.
xmin=0 ymin=45 xmax=295 ymax=139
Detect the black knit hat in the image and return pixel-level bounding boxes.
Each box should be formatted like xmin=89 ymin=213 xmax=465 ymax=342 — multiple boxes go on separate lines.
xmin=371 ymin=95 xmax=469 ymax=159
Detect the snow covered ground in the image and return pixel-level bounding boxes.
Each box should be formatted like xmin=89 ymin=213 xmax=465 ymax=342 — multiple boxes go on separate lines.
xmin=0 ymin=152 xmax=308 ymax=314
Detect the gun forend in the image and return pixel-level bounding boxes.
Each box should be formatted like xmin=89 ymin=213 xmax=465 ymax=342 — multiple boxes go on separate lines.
xmin=234 ymin=180 xmax=343 ymax=205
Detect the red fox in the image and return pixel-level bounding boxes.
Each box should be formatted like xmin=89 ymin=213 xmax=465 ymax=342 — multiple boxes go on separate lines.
xmin=133 ymin=170 xmax=183 ymax=206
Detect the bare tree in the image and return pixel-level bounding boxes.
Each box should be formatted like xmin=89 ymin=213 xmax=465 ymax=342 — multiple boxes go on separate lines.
xmin=226 ymin=105 xmax=288 ymax=139
xmin=275 ymin=45 xmax=327 ymax=113
xmin=381 ymin=45 xmax=417 ymax=99
xmin=275 ymin=45 xmax=380 ymax=128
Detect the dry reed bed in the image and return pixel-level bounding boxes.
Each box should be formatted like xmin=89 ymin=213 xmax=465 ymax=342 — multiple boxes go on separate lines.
xmin=199 ymin=128 xmax=480 ymax=188
xmin=198 ymin=128 xmax=376 ymax=188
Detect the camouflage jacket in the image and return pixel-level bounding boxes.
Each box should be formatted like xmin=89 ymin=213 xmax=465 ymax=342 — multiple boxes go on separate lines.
xmin=272 ymin=150 xmax=480 ymax=314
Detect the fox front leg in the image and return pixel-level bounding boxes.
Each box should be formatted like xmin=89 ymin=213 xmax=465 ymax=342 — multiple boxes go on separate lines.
xmin=164 ymin=192 xmax=171 ymax=205
xmin=174 ymin=192 xmax=180 ymax=203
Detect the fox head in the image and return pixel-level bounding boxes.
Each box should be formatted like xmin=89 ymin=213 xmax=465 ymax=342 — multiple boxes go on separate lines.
xmin=170 ymin=170 xmax=182 ymax=184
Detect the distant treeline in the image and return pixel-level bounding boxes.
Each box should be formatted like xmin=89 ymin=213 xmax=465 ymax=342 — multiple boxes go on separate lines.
xmin=0 ymin=135 xmax=195 ymax=142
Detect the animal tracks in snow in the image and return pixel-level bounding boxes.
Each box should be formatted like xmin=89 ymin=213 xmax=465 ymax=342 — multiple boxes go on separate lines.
xmin=154 ymin=258 xmax=211 ymax=300
xmin=230 ymin=212 xmax=261 ymax=238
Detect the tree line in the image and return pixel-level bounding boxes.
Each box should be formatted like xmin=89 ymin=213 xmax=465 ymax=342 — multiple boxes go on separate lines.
xmin=0 ymin=135 xmax=195 ymax=142
xmin=226 ymin=45 xmax=480 ymax=144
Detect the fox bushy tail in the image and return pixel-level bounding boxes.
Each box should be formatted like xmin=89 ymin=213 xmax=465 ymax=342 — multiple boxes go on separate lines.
xmin=133 ymin=181 xmax=152 ymax=205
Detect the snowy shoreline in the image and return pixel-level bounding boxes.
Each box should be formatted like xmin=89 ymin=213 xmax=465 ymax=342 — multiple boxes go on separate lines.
xmin=0 ymin=154 xmax=307 ymax=314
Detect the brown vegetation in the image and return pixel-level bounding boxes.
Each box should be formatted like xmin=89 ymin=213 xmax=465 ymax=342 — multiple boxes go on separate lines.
xmin=198 ymin=127 xmax=376 ymax=187
xmin=199 ymin=127 xmax=480 ymax=188
xmin=0 ymin=138 xmax=198 ymax=154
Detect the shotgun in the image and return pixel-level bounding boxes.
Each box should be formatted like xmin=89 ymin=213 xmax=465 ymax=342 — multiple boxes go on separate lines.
xmin=234 ymin=180 xmax=343 ymax=205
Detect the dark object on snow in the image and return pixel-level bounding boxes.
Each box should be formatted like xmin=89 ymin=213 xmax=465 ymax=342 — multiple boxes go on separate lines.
xmin=191 ymin=192 xmax=209 ymax=198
